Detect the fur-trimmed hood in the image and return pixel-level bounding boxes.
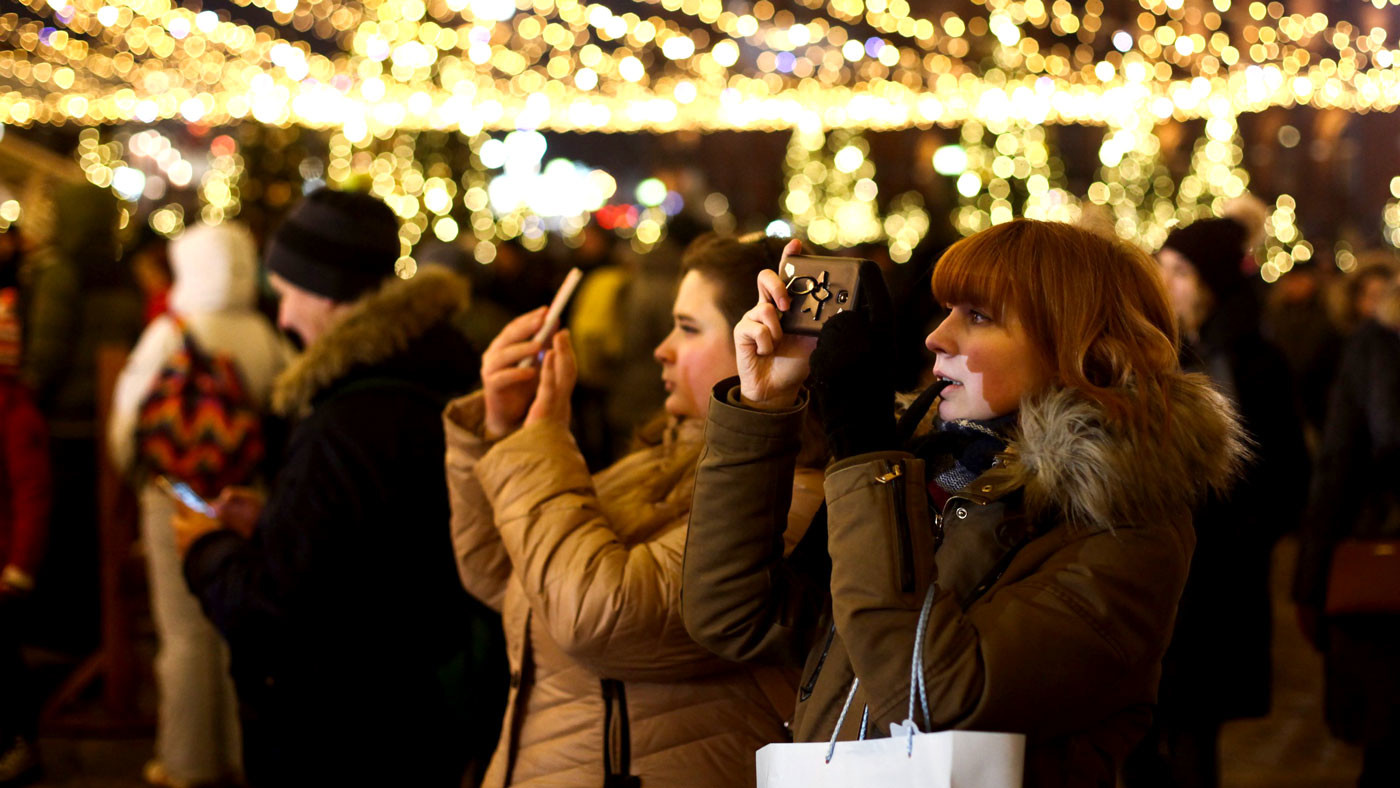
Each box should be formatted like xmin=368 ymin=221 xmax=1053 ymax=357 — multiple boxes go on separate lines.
xmin=271 ymin=268 xmax=469 ymax=416
xmin=1009 ymin=372 xmax=1249 ymax=531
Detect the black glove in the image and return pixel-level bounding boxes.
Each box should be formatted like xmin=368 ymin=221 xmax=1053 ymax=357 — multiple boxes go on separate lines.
xmin=808 ymin=264 xmax=897 ymax=459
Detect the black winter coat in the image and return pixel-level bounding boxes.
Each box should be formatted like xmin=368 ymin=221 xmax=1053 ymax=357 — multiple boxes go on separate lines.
xmin=1293 ymin=319 xmax=1400 ymax=744
xmin=183 ymin=271 xmax=506 ymax=786
xmin=1160 ymin=309 xmax=1310 ymax=722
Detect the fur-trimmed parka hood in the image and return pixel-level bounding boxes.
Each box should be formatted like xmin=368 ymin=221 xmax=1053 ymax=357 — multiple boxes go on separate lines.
xmin=1006 ymin=372 xmax=1248 ymax=532
xmin=271 ymin=268 xmax=469 ymax=416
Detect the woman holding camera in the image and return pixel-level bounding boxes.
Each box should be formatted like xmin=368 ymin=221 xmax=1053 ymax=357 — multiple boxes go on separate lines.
xmin=683 ymin=219 xmax=1247 ymax=786
xmin=444 ymin=235 xmax=824 ymax=787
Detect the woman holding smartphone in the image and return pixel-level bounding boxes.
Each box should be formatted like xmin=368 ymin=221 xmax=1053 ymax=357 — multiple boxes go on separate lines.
xmin=444 ymin=235 xmax=825 ymax=787
xmin=682 ymin=219 xmax=1249 ymax=786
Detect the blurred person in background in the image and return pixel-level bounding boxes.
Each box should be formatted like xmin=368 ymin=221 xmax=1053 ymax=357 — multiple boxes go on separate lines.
xmin=1327 ymin=256 xmax=1400 ymax=336
xmin=0 ymin=225 xmax=50 ymax=787
xmin=416 ymin=240 xmax=514 ymax=359
xmin=109 ymin=222 xmax=292 ymax=788
xmin=19 ymin=181 xmax=142 ymax=653
xmin=1293 ymin=268 xmax=1400 ymax=788
xmin=443 ymin=234 xmax=825 ymax=787
xmin=1125 ymin=217 xmax=1309 ymax=788
xmin=1263 ymin=263 xmax=1341 ymax=442
xmin=128 ymin=227 xmax=173 ymax=326
xmin=169 ymin=189 xmax=504 ymax=787
xmin=478 ymin=238 xmax=556 ymax=317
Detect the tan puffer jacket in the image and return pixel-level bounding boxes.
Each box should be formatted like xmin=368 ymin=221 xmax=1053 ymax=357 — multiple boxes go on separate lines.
xmin=444 ymin=392 xmax=824 ymax=787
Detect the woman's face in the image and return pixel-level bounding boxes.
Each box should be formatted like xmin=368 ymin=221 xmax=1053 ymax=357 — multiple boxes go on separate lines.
xmin=925 ymin=302 xmax=1049 ymax=421
xmin=1157 ymin=248 xmax=1209 ymax=329
xmin=654 ymin=271 xmax=738 ymax=420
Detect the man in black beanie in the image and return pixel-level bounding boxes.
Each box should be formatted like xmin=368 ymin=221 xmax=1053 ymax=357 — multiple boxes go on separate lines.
xmin=172 ymin=188 xmax=505 ymax=787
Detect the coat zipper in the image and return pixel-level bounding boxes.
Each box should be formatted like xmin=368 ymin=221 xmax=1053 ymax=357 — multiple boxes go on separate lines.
xmin=876 ymin=463 xmax=915 ymax=593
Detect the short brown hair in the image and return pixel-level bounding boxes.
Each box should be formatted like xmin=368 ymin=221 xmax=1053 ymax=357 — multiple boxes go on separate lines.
xmin=932 ymin=219 xmax=1180 ymax=421
xmin=679 ymin=233 xmax=787 ymax=328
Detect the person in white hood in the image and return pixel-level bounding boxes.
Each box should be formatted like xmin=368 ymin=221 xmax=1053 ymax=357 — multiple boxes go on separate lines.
xmin=109 ymin=221 xmax=291 ymax=788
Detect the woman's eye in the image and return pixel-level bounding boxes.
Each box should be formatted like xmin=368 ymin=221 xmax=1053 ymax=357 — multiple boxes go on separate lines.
xmin=678 ymin=323 xmax=700 ymax=335
xmin=968 ymin=309 xmax=991 ymax=324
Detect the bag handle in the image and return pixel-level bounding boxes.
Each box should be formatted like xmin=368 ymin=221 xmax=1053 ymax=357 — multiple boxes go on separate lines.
xmin=824 ymin=583 xmax=939 ymax=763
xmin=906 ymin=584 xmax=938 ymax=752
xmin=825 ymin=678 xmax=863 ymax=763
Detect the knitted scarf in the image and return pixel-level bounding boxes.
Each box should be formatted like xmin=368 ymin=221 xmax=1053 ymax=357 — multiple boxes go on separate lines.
xmin=912 ymin=413 xmax=1017 ymax=500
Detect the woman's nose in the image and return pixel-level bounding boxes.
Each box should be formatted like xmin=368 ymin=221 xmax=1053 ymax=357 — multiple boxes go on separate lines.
xmin=926 ymin=317 xmax=954 ymax=356
xmin=653 ymin=331 xmax=674 ymax=363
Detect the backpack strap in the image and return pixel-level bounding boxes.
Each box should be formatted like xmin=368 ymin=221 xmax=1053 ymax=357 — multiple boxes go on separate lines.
xmin=168 ymin=313 xmax=212 ymax=369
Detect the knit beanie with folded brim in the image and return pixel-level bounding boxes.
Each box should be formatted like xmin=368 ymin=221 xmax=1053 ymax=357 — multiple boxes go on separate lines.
xmin=1162 ymin=217 xmax=1249 ymax=301
xmin=265 ymin=188 xmax=400 ymax=302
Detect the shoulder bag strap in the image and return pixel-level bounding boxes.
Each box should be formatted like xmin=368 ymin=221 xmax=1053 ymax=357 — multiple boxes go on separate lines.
xmin=601 ymin=678 xmax=642 ymax=788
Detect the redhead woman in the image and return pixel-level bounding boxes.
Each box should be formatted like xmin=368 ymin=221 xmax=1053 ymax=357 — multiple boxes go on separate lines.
xmin=444 ymin=235 xmax=824 ymax=787
xmin=683 ymin=219 xmax=1249 ymax=787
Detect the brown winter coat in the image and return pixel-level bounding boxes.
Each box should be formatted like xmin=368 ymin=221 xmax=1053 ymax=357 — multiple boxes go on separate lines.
xmin=444 ymin=393 xmax=825 ymax=787
xmin=683 ymin=376 xmax=1246 ymax=788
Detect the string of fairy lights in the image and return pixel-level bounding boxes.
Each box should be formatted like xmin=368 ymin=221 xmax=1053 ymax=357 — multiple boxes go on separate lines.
xmin=1384 ymin=176 xmax=1400 ymax=249
xmin=2 ymin=0 xmax=1399 ymax=132
xmin=779 ymin=125 xmax=930 ymax=260
xmin=2 ymin=0 xmax=1399 ymax=269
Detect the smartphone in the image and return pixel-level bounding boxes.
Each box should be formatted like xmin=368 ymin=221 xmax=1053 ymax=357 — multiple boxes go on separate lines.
xmin=778 ymin=255 xmax=868 ymax=336
xmin=517 ymin=266 xmax=584 ymax=368
xmin=156 ymin=476 xmax=217 ymax=518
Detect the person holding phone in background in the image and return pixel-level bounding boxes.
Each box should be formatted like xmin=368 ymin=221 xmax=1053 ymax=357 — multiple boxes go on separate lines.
xmin=166 ymin=189 xmax=505 ymax=787
xmin=682 ymin=220 xmax=1249 ymax=786
xmin=443 ymin=234 xmax=826 ymax=787
xmin=109 ymin=221 xmax=290 ymax=788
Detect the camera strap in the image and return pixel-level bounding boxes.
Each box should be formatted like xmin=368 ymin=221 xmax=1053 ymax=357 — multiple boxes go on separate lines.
xmin=895 ymin=379 xmax=953 ymax=447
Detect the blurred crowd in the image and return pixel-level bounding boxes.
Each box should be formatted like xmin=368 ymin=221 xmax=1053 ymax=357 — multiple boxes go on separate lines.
xmin=0 ymin=181 xmax=1396 ymax=788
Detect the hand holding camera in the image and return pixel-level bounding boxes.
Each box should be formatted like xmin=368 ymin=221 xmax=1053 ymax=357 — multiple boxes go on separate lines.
xmin=733 ymin=241 xmax=819 ymax=410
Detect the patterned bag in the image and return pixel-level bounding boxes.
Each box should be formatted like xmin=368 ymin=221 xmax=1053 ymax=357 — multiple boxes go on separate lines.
xmin=135 ymin=316 xmax=264 ymax=499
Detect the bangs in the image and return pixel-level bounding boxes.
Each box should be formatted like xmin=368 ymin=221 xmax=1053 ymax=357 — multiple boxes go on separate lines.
xmin=930 ymin=226 xmax=1030 ymax=322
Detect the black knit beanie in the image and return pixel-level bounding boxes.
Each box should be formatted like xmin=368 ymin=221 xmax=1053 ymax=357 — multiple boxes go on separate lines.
xmin=1162 ymin=217 xmax=1249 ymax=301
xmin=265 ymin=188 xmax=400 ymax=302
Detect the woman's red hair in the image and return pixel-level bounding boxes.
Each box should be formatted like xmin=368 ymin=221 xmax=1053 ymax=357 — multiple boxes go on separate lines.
xmin=931 ymin=219 xmax=1180 ymax=422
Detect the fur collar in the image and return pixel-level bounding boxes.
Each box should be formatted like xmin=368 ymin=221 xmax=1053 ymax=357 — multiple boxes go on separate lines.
xmin=271 ymin=268 xmax=468 ymax=417
xmin=1010 ymin=373 xmax=1248 ymax=531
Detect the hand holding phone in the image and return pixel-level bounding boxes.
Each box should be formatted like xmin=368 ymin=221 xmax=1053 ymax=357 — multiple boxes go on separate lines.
xmin=517 ymin=267 xmax=583 ymax=369
xmin=156 ymin=476 xmax=217 ymax=518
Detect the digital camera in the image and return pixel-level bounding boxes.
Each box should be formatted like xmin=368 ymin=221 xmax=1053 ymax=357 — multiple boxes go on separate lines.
xmin=778 ymin=255 xmax=868 ymax=336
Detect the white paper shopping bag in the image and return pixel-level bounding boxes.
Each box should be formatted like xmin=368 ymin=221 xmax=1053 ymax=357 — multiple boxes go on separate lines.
xmin=758 ymin=585 xmax=1024 ymax=787
xmin=756 ymin=728 xmax=1024 ymax=788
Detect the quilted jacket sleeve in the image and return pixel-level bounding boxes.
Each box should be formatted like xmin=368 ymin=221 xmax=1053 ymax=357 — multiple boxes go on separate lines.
xmin=823 ymin=453 xmax=1193 ymax=740
xmin=442 ymin=392 xmax=511 ymax=612
xmin=473 ymin=417 xmax=731 ymax=682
